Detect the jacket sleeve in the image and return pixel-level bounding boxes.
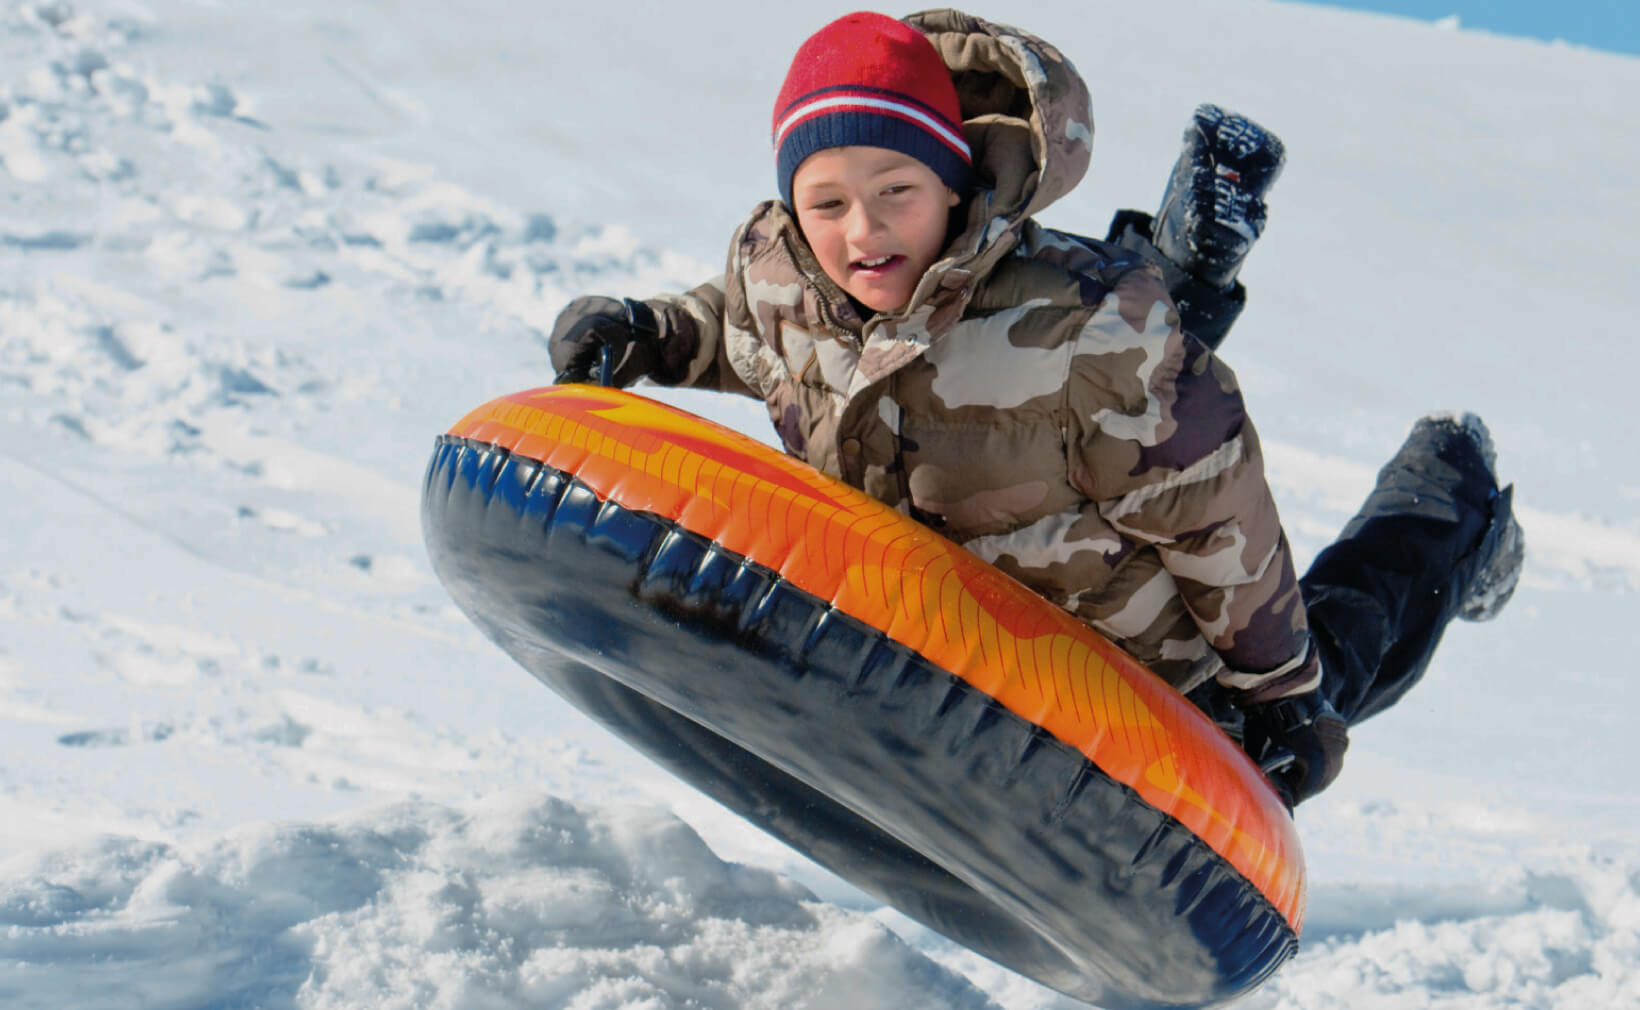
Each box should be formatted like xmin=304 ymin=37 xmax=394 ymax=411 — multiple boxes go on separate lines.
xmin=642 ymin=276 xmax=753 ymax=397
xmin=1066 ymin=265 xmax=1319 ymax=702
xmin=639 ymin=216 xmax=759 ymax=398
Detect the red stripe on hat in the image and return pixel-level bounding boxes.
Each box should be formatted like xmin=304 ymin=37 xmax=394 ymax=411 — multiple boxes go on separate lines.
xmin=773 ymin=92 xmax=971 ymax=159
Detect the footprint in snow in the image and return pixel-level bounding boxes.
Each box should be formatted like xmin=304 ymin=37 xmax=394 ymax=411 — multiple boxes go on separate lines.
xmin=57 ymin=723 xmax=174 ymax=748
xmin=237 ymin=505 xmax=328 ymax=537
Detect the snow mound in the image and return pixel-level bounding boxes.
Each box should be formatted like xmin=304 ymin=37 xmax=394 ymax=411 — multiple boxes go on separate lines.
xmin=1258 ymin=850 xmax=1640 ymax=1008
xmin=0 ymin=793 xmax=995 ymax=1010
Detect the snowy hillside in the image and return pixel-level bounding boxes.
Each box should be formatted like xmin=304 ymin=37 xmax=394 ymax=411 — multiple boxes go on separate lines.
xmin=3 ymin=1 xmax=1638 ymax=1007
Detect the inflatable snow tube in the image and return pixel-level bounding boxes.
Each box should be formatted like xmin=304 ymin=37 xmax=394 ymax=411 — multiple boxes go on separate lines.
xmin=421 ymin=385 xmax=1304 ymax=1009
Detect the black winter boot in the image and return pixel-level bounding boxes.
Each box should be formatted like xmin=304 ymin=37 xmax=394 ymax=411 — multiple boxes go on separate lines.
xmin=1333 ymin=412 xmax=1524 ymax=625
xmin=1106 ymin=104 xmax=1285 ymax=351
xmin=1444 ymin=415 xmax=1525 ymax=622
xmin=1154 ymin=104 xmax=1286 ymax=291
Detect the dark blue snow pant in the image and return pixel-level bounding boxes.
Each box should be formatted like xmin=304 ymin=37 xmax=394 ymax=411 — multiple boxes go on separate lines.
xmin=1188 ymin=418 xmax=1508 ymax=731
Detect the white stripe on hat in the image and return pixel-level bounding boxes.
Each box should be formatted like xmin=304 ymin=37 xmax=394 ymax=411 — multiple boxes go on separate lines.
xmin=774 ymin=93 xmax=970 ymax=158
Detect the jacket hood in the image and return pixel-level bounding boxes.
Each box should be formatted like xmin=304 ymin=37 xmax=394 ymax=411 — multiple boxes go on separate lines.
xmin=906 ymin=9 xmax=1094 ymax=273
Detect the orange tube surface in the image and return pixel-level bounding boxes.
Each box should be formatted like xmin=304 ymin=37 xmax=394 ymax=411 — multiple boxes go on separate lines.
xmin=449 ymin=385 xmax=1306 ymax=931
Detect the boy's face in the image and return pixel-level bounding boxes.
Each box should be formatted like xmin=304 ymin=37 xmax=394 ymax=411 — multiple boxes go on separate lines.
xmin=790 ymin=146 xmax=960 ymax=315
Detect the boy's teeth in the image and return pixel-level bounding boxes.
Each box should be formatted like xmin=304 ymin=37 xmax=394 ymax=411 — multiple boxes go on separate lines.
xmin=859 ymin=256 xmax=893 ymax=268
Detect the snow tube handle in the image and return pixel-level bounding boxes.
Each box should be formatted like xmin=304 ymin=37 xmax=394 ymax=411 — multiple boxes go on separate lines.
xmin=1259 ymin=747 xmax=1297 ymax=776
xmin=553 ymin=344 xmax=615 ymax=388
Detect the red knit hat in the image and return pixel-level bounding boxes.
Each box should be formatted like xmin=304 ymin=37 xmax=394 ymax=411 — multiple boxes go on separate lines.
xmin=772 ymin=11 xmax=971 ymax=208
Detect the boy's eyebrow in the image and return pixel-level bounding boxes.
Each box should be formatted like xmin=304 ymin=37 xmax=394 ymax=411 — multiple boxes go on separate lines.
xmin=793 ymin=184 xmax=843 ymax=202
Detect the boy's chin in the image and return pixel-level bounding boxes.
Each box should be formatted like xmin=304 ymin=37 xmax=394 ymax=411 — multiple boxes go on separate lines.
xmin=846 ymin=284 xmax=912 ymax=316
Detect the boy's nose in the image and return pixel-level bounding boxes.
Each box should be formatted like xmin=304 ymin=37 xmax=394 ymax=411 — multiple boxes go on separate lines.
xmin=844 ymin=203 xmax=882 ymax=243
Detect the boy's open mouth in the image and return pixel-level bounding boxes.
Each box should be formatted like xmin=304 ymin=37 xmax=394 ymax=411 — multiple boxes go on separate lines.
xmin=852 ymin=254 xmax=903 ymax=273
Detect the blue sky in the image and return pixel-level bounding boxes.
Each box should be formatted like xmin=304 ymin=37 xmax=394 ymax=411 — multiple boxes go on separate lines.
xmin=1299 ymin=0 xmax=1639 ymax=57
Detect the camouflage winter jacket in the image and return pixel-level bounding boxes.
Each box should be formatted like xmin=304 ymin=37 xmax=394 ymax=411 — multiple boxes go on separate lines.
xmin=576 ymin=10 xmax=1318 ymax=701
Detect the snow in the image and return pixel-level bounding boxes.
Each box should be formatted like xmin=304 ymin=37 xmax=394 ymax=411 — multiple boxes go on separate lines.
xmin=2 ymin=1 xmax=1637 ymax=1007
xmin=2 ymin=794 xmax=994 ymax=1010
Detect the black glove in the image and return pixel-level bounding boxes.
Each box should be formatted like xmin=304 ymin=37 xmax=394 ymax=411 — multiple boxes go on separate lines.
xmin=1240 ymin=690 xmax=1349 ymax=809
xmin=549 ymin=295 xmax=662 ymax=387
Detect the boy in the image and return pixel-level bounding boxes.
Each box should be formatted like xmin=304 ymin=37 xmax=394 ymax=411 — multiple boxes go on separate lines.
xmin=548 ymin=10 xmax=1522 ymax=807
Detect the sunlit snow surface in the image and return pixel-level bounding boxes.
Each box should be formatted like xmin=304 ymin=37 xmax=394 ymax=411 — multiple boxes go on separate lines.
xmin=3 ymin=2 xmax=1638 ymax=1007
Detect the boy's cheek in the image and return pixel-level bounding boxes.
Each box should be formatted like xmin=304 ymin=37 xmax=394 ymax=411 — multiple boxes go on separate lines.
xmin=807 ymin=235 xmax=850 ymax=287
